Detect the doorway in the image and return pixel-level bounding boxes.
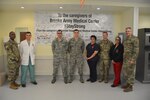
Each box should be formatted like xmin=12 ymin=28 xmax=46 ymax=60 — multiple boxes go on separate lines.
xmin=20 ymin=32 xmax=28 ymax=42
xmin=15 ymin=27 xmax=28 ymax=43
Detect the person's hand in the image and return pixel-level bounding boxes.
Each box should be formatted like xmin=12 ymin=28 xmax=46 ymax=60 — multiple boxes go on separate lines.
xmin=87 ymin=57 xmax=90 ymax=60
xmin=129 ymin=60 xmax=135 ymax=64
xmin=112 ymin=60 xmax=115 ymax=64
xmin=84 ymin=56 xmax=88 ymax=60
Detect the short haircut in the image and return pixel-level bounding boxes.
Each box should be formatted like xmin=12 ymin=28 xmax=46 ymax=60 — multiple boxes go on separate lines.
xmin=103 ymin=31 xmax=108 ymax=35
xmin=90 ymin=35 xmax=97 ymax=40
xmin=126 ymin=27 xmax=132 ymax=30
xmin=57 ymin=30 xmax=62 ymax=33
xmin=26 ymin=32 xmax=31 ymax=35
xmin=73 ymin=29 xmax=79 ymax=32
xmin=9 ymin=31 xmax=15 ymax=36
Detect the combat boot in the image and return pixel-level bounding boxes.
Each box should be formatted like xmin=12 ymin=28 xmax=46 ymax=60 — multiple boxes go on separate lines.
xmin=104 ymin=79 xmax=108 ymax=83
xmin=123 ymin=85 xmax=133 ymax=92
xmin=64 ymin=77 xmax=68 ymax=84
xmin=104 ymin=77 xmax=108 ymax=83
xmin=99 ymin=75 xmax=104 ymax=83
xmin=121 ymin=83 xmax=130 ymax=89
xmin=9 ymin=82 xmax=18 ymax=90
xmin=80 ymin=75 xmax=84 ymax=83
xmin=14 ymin=82 xmax=20 ymax=87
xmin=104 ymin=75 xmax=109 ymax=83
xmin=99 ymin=78 xmax=104 ymax=82
xmin=68 ymin=75 xmax=73 ymax=83
xmin=51 ymin=77 xmax=56 ymax=84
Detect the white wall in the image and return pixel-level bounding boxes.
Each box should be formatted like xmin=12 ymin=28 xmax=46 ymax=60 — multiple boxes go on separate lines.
xmin=139 ymin=13 xmax=150 ymax=28
xmin=1 ymin=10 xmax=121 ymax=76
xmin=121 ymin=8 xmax=134 ymax=32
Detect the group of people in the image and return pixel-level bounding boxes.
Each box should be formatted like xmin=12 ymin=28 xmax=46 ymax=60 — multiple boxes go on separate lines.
xmin=5 ymin=32 xmax=37 ymax=89
xmin=5 ymin=27 xmax=139 ymax=93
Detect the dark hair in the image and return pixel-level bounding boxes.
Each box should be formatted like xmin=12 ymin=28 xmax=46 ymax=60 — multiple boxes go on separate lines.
xmin=115 ymin=36 xmax=121 ymax=44
xmin=73 ymin=29 xmax=79 ymax=32
xmin=90 ymin=35 xmax=97 ymax=40
xmin=26 ymin=32 xmax=31 ymax=35
xmin=57 ymin=30 xmax=62 ymax=33
xmin=9 ymin=31 xmax=15 ymax=36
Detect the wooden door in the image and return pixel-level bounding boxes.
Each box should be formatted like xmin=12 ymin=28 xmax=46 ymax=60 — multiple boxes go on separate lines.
xmin=20 ymin=32 xmax=27 ymax=42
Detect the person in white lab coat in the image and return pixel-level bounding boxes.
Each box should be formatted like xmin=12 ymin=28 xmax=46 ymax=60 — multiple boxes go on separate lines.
xmin=19 ymin=32 xmax=37 ymax=87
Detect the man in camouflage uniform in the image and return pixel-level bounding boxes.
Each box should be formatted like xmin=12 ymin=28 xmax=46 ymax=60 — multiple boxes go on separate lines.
xmin=4 ymin=31 xmax=21 ymax=89
xmin=99 ymin=32 xmax=113 ymax=83
xmin=122 ymin=27 xmax=139 ymax=92
xmin=51 ymin=30 xmax=68 ymax=84
xmin=68 ymin=29 xmax=85 ymax=83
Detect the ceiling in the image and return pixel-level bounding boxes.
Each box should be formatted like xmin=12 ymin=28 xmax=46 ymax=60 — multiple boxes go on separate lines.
xmin=0 ymin=4 xmax=131 ymax=13
xmin=0 ymin=0 xmax=149 ymax=13
xmin=0 ymin=0 xmax=150 ymax=4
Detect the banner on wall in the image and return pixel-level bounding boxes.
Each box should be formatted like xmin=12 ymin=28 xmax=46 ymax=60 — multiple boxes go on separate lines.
xmin=35 ymin=12 xmax=114 ymax=44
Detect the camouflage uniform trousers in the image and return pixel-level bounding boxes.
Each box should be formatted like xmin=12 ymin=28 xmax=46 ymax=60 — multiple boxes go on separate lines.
xmin=69 ymin=56 xmax=84 ymax=76
xmin=7 ymin=62 xmax=20 ymax=82
xmin=53 ymin=57 xmax=68 ymax=78
xmin=123 ymin=59 xmax=136 ymax=85
xmin=99 ymin=59 xmax=110 ymax=80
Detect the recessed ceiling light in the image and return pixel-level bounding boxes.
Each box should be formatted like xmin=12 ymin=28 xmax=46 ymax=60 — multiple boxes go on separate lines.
xmin=97 ymin=8 xmax=100 ymax=10
xmin=59 ymin=7 xmax=63 ymax=9
xmin=21 ymin=6 xmax=24 ymax=9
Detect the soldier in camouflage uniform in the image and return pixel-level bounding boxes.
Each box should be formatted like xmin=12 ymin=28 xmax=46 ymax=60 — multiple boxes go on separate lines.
xmin=68 ymin=29 xmax=85 ymax=83
xmin=122 ymin=27 xmax=139 ymax=92
xmin=4 ymin=31 xmax=21 ymax=90
xmin=99 ymin=32 xmax=113 ymax=83
xmin=51 ymin=30 xmax=68 ymax=84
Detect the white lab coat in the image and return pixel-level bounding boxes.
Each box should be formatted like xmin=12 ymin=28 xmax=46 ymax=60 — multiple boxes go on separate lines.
xmin=19 ymin=40 xmax=36 ymax=65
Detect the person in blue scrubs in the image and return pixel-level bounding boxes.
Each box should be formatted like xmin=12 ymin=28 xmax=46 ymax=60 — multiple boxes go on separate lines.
xmin=86 ymin=35 xmax=100 ymax=82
